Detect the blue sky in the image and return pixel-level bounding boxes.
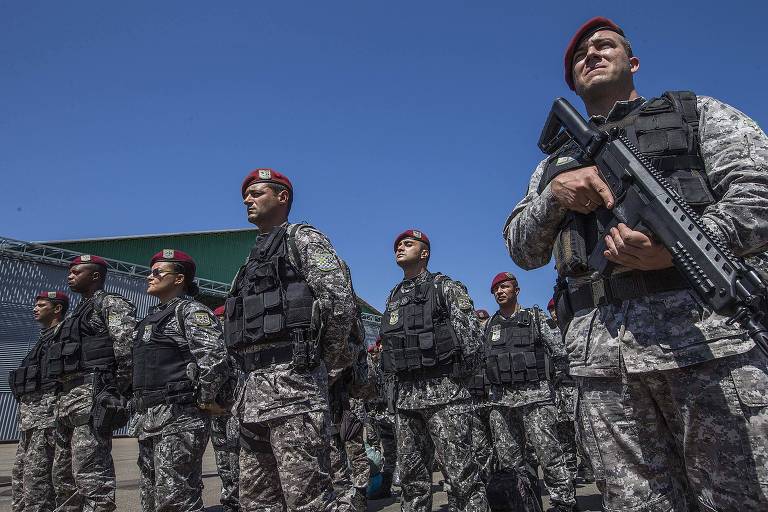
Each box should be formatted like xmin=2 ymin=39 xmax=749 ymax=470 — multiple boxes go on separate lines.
xmin=2 ymin=1 xmax=766 ymax=313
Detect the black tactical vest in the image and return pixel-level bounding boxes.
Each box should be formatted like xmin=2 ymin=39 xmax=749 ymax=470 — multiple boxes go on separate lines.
xmin=132 ymin=301 xmax=196 ymax=409
xmin=539 ymin=91 xmax=715 ymax=277
xmin=483 ymin=309 xmax=549 ymax=385
xmin=47 ymin=295 xmax=117 ymax=379
xmin=9 ymin=327 xmax=58 ymax=399
xmin=224 ymin=225 xmax=315 ymax=351
xmin=379 ymin=273 xmax=460 ymax=378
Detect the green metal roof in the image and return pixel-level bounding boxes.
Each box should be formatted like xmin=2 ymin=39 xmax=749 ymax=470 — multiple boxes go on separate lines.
xmin=44 ymin=229 xmax=381 ymax=316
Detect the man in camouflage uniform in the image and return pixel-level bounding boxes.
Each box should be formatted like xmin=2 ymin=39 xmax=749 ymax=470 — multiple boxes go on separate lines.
xmin=51 ymin=255 xmax=136 ymax=512
xmin=380 ymin=229 xmax=488 ymax=512
xmin=211 ymin=305 xmax=241 ymax=512
xmin=472 ymin=272 xmax=575 ymax=511
xmin=363 ymin=339 xmax=398 ymax=500
xmin=131 ymin=249 xmax=232 ymax=511
xmin=225 ymin=168 xmax=358 ymax=511
xmin=504 ymin=16 xmax=768 ymax=510
xmin=10 ymin=291 xmax=75 ymax=512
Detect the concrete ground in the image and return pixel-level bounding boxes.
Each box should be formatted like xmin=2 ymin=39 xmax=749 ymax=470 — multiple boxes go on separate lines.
xmin=0 ymin=438 xmax=602 ymax=511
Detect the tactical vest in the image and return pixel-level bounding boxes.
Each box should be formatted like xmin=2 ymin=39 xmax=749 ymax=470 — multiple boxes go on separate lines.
xmin=224 ymin=225 xmax=315 ymax=357
xmin=9 ymin=327 xmax=58 ymax=399
xmin=132 ymin=301 xmax=196 ymax=410
xmin=379 ymin=273 xmax=461 ymax=378
xmin=47 ymin=295 xmax=117 ymax=379
xmin=483 ymin=309 xmax=549 ymax=385
xmin=539 ymin=91 xmax=715 ymax=277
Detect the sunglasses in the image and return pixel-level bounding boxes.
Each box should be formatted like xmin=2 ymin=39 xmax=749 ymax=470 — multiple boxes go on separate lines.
xmin=148 ymin=268 xmax=178 ymax=279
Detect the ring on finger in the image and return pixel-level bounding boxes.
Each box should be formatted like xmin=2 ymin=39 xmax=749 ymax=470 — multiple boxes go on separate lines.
xmin=584 ymin=199 xmax=593 ymax=208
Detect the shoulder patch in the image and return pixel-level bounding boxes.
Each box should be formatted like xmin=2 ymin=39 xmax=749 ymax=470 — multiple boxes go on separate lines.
xmin=457 ymin=295 xmax=472 ymax=311
xmin=193 ymin=311 xmax=213 ymax=326
xmin=312 ymin=252 xmax=338 ymax=272
xmin=107 ymin=312 xmax=122 ymax=328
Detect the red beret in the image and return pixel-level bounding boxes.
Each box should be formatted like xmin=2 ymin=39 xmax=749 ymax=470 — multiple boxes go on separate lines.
xmin=491 ymin=272 xmax=517 ymax=292
xmin=394 ymin=229 xmax=430 ymax=252
xmin=213 ymin=305 xmax=225 ymax=317
xmin=564 ymin=16 xmax=624 ymax=90
xmin=475 ymin=309 xmax=490 ymax=320
xmin=547 ymin=298 xmax=556 ymax=310
xmin=150 ymin=249 xmax=196 ymax=276
xmin=69 ymin=254 xmax=108 ymax=269
xmin=36 ymin=291 xmax=69 ymax=305
xmin=241 ymin=168 xmax=293 ymax=197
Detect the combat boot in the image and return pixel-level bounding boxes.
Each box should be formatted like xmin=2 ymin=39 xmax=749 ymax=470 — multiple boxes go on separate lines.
xmin=368 ymin=471 xmax=393 ymax=499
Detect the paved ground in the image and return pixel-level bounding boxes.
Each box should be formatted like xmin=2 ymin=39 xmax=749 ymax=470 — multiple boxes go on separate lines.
xmin=0 ymin=438 xmax=602 ymax=511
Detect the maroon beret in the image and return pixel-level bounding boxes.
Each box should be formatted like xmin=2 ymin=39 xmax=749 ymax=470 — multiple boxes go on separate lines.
xmin=393 ymin=229 xmax=430 ymax=252
xmin=564 ymin=16 xmax=624 ymax=90
xmin=241 ymin=168 xmax=293 ymax=197
xmin=36 ymin=291 xmax=69 ymax=306
xmin=150 ymin=249 xmax=196 ymax=276
xmin=213 ymin=305 xmax=225 ymax=317
xmin=475 ymin=309 xmax=490 ymax=320
xmin=547 ymin=298 xmax=556 ymax=310
xmin=491 ymin=272 xmax=517 ymax=292
xmin=69 ymin=254 xmax=108 ymax=269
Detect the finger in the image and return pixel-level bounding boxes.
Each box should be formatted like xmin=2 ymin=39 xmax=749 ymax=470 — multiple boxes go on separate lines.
xmin=588 ymin=172 xmax=615 ymax=208
xmin=604 ymin=233 xmax=620 ymax=257
xmin=616 ymin=223 xmax=652 ymax=249
xmin=609 ymin=227 xmax=626 ymax=253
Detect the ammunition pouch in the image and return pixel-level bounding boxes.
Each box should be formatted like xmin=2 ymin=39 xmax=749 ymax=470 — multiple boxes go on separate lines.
xmin=468 ymin=373 xmax=489 ymax=399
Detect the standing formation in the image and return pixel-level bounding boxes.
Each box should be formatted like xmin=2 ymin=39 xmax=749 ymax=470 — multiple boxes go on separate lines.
xmin=9 ymin=13 xmax=768 ymax=512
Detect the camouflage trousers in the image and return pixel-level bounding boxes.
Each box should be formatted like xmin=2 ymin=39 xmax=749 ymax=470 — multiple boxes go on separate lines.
xmin=12 ymin=427 xmax=57 ymax=512
xmin=239 ymin=411 xmax=350 ymax=512
xmin=137 ymin=426 xmax=210 ymax=512
xmin=478 ymin=403 xmax=576 ymax=508
xmin=53 ymin=420 xmax=115 ymax=512
xmin=578 ymin=348 xmax=768 ymax=511
xmin=210 ymin=414 xmax=240 ymax=512
xmin=330 ymin=421 xmax=370 ymax=492
xmin=367 ymin=407 xmax=397 ymax=475
xmin=396 ymin=403 xmax=488 ymax=512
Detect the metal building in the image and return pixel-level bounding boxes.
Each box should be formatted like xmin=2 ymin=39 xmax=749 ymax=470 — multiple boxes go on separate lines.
xmin=0 ymin=231 xmax=381 ymax=441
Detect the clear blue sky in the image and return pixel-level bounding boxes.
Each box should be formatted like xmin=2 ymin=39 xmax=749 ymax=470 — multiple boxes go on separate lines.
xmin=2 ymin=1 xmax=766 ymax=313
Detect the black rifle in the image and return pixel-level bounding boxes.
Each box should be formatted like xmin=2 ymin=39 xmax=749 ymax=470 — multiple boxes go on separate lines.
xmin=538 ymin=97 xmax=768 ymax=356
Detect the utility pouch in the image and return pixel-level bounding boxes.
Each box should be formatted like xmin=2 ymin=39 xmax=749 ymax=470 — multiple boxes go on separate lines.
xmin=92 ymin=387 xmax=129 ymax=432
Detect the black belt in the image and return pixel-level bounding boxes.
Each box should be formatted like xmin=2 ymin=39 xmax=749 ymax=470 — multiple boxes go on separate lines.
xmin=397 ymin=363 xmax=458 ymax=382
xmin=567 ymin=267 xmax=689 ymax=311
xmin=238 ymin=344 xmax=296 ymax=372
xmin=59 ymin=373 xmax=96 ymax=393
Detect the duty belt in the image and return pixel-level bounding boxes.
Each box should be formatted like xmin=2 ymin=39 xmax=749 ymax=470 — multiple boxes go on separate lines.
xmin=567 ymin=267 xmax=689 ymax=311
xmin=59 ymin=373 xmax=96 ymax=393
xmin=396 ymin=363 xmax=458 ymax=382
xmin=134 ymin=388 xmax=196 ymax=412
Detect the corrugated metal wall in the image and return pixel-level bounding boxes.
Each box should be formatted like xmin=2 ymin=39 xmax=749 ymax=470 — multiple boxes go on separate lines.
xmin=0 ymin=252 xmax=156 ymax=441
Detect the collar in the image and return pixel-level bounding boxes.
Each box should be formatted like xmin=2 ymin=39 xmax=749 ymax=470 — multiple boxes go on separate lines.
xmin=591 ymin=96 xmax=646 ymax=125
xmin=401 ymin=269 xmax=431 ymax=289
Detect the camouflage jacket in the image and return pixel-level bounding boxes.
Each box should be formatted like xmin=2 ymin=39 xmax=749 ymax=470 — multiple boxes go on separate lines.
xmin=131 ymin=297 xmax=231 ymax=440
xmin=385 ymin=270 xmax=484 ymax=410
xmin=56 ymin=289 xmax=137 ymax=422
xmin=485 ymin=307 xmax=566 ymax=408
xmin=503 ymin=96 xmax=768 ymax=375
xmin=234 ymin=222 xmax=357 ymax=423
xmin=17 ymin=325 xmax=59 ymax=431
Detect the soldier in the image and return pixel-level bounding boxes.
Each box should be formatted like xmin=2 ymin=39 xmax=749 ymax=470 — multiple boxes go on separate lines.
xmin=546 ymin=299 xmax=578 ymax=485
xmin=474 ymin=273 xmax=575 ymax=511
xmin=224 ymin=168 xmax=358 ymax=511
xmin=211 ymin=305 xmax=241 ymax=512
xmin=504 ymin=16 xmax=768 ymax=510
xmin=363 ymin=339 xmax=398 ymax=500
xmin=379 ymin=229 xmax=488 ymax=512
xmin=50 ymin=255 xmax=136 ymax=512
xmin=132 ymin=249 xmax=232 ymax=511
xmin=10 ymin=291 xmax=72 ymax=512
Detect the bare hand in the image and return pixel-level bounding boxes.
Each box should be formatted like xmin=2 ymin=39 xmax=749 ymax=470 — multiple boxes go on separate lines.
xmin=198 ymin=401 xmax=230 ymax=416
xmin=603 ymin=223 xmax=673 ymax=270
xmin=550 ymin=166 xmax=615 ymax=214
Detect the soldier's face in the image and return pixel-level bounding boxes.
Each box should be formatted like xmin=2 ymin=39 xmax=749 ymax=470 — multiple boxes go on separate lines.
xmin=146 ymin=262 xmax=183 ymax=297
xmin=33 ymin=299 xmax=58 ymax=324
xmin=548 ymin=307 xmax=558 ymax=322
xmin=243 ymin=183 xmax=286 ymax=225
xmin=67 ymin=264 xmax=100 ymax=293
xmin=571 ymin=30 xmax=638 ymax=96
xmin=493 ymin=280 xmax=519 ymax=307
xmin=395 ymin=239 xmax=428 ymax=267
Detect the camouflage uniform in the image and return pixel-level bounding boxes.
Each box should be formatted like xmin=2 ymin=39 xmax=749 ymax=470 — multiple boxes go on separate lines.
xmin=53 ymin=290 xmax=136 ymax=512
xmin=131 ymin=297 xmax=231 ymax=512
xmin=210 ymin=413 xmax=241 ymax=512
xmin=231 ymin=223 xmax=357 ymax=511
xmin=504 ymin=96 xmax=768 ymax=510
xmin=363 ymin=351 xmax=398 ymax=479
xmin=384 ymin=271 xmax=488 ymax=512
xmin=329 ymin=396 xmax=369 ymax=510
xmin=479 ymin=307 xmax=575 ymax=510
xmin=548 ymin=320 xmax=578 ymax=482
